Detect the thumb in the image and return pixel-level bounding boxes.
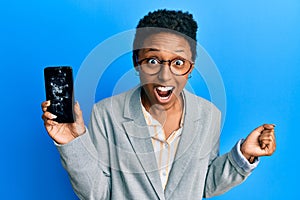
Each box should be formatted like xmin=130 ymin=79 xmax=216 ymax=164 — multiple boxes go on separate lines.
xmin=253 ymin=125 xmax=265 ymax=134
xmin=246 ymin=124 xmax=276 ymax=145
xmin=250 ymin=124 xmax=275 ymax=136
xmin=72 ymin=101 xmax=86 ymax=135
xmin=74 ymin=101 xmax=84 ymax=122
xmin=247 ymin=125 xmax=265 ymax=139
xmin=263 ymin=124 xmax=276 ymax=130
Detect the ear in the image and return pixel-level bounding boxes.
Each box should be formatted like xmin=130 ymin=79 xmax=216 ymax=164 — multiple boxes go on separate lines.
xmin=189 ymin=63 xmax=195 ymax=74
xmin=190 ymin=63 xmax=195 ymax=72
xmin=186 ymin=63 xmax=195 ymax=79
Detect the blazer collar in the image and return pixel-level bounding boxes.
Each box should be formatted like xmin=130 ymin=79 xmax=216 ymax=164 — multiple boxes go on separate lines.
xmin=164 ymin=89 xmax=203 ymax=198
xmin=122 ymin=86 xmax=165 ymax=199
xmin=123 ymin=86 xmax=202 ymax=124
xmin=122 ymin=86 xmax=208 ymax=199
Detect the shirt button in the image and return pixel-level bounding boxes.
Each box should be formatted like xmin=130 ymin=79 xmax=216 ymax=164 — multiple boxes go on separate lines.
xmin=162 ymin=171 xmax=167 ymax=176
xmin=164 ymin=143 xmax=168 ymax=148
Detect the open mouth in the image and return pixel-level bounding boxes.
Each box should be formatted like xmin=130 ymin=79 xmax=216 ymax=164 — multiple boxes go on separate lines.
xmin=154 ymin=86 xmax=174 ymax=102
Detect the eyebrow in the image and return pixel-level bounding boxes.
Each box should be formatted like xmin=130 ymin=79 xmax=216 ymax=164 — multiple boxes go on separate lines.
xmin=144 ymin=48 xmax=185 ymax=53
xmin=144 ymin=48 xmax=160 ymax=52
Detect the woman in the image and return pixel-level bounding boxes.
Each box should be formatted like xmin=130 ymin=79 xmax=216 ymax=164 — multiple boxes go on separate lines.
xmin=41 ymin=9 xmax=276 ymax=200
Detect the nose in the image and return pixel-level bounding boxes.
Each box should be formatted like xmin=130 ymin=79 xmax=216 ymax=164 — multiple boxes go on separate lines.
xmin=158 ymin=62 xmax=172 ymax=81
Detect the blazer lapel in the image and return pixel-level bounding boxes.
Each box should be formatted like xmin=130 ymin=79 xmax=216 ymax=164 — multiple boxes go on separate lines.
xmin=122 ymin=87 xmax=165 ymax=200
xmin=164 ymin=90 xmax=213 ymax=199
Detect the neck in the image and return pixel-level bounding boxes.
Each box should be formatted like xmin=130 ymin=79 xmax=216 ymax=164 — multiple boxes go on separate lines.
xmin=141 ymin=88 xmax=183 ymax=123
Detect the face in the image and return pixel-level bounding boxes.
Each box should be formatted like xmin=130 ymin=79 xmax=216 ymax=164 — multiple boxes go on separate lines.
xmin=136 ymin=32 xmax=194 ymax=111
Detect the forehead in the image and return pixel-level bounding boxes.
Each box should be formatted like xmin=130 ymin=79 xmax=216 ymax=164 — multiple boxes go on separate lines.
xmin=140 ymin=32 xmax=192 ymax=57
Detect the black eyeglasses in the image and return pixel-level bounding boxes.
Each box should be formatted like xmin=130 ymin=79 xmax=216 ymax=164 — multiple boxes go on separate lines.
xmin=137 ymin=57 xmax=194 ymax=76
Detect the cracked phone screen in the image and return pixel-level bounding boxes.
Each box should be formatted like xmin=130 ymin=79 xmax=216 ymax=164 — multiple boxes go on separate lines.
xmin=44 ymin=66 xmax=75 ymax=123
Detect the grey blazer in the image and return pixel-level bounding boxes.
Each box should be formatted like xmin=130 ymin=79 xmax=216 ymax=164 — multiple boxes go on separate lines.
xmin=57 ymin=87 xmax=251 ymax=200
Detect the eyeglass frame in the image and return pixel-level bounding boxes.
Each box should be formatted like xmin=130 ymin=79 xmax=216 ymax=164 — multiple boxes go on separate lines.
xmin=136 ymin=57 xmax=194 ymax=76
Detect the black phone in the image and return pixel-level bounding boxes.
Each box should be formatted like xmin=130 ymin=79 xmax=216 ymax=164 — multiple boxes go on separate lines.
xmin=44 ymin=66 xmax=75 ymax=123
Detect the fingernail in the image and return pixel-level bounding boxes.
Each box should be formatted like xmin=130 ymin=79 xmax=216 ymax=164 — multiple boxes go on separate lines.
xmin=51 ymin=114 xmax=57 ymax=119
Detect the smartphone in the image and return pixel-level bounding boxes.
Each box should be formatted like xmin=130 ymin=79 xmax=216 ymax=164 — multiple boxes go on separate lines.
xmin=44 ymin=66 xmax=75 ymax=123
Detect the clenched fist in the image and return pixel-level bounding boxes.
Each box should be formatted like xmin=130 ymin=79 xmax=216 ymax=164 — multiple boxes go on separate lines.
xmin=241 ymin=124 xmax=276 ymax=163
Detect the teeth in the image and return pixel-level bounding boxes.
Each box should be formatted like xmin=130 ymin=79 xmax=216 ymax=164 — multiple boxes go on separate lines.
xmin=160 ymin=96 xmax=169 ymax=100
xmin=156 ymin=86 xmax=173 ymax=92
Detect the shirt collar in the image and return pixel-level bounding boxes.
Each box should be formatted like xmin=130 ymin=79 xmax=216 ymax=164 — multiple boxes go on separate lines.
xmin=140 ymin=91 xmax=186 ymax=128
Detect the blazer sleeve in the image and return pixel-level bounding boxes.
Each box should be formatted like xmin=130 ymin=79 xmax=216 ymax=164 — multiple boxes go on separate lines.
xmin=201 ymin=104 xmax=256 ymax=198
xmin=56 ymin=104 xmax=111 ymax=200
xmin=203 ymin=141 xmax=253 ymax=198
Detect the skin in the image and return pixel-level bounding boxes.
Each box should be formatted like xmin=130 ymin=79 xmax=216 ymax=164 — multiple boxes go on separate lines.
xmin=241 ymin=124 xmax=276 ymax=163
xmin=135 ymin=32 xmax=194 ymax=138
xmin=41 ymin=32 xmax=276 ymax=163
xmin=41 ymin=101 xmax=85 ymax=144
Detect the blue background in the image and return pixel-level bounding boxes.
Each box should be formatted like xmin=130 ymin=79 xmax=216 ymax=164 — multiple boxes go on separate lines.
xmin=1 ymin=0 xmax=299 ymax=199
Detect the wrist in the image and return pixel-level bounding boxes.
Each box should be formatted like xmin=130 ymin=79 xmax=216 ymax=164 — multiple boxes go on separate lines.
xmin=240 ymin=143 xmax=256 ymax=164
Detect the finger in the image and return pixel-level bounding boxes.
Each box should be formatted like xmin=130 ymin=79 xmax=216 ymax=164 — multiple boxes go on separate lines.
xmin=263 ymin=124 xmax=276 ymax=130
xmin=261 ymin=140 xmax=276 ymax=156
xmin=41 ymin=100 xmax=51 ymax=112
xmin=252 ymin=124 xmax=275 ymax=136
xmin=42 ymin=112 xmax=58 ymax=127
xmin=261 ymin=130 xmax=275 ymax=141
xmin=259 ymin=134 xmax=276 ymax=154
xmin=252 ymin=125 xmax=265 ymax=134
xmin=42 ymin=112 xmax=57 ymax=121
xmin=41 ymin=100 xmax=50 ymax=108
xmin=44 ymin=111 xmax=57 ymax=120
xmin=74 ymin=101 xmax=80 ymax=114
xmin=44 ymin=118 xmax=59 ymax=126
xmin=261 ymin=142 xmax=266 ymax=149
xmin=74 ymin=102 xmax=83 ymax=121
xmin=42 ymin=114 xmax=58 ymax=124
xmin=260 ymin=138 xmax=272 ymax=149
xmin=259 ymin=134 xmax=274 ymax=142
xmin=259 ymin=131 xmax=274 ymax=142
